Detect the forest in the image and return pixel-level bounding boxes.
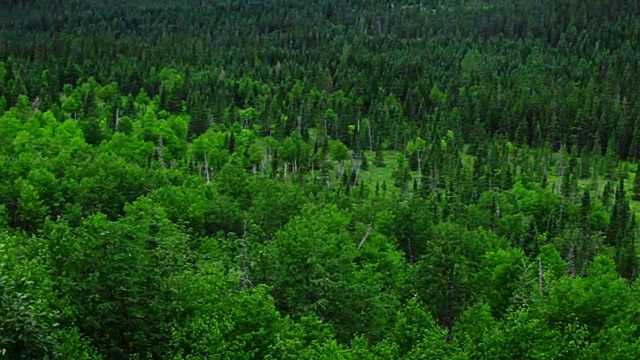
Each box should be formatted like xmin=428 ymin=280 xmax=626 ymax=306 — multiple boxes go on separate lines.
xmin=1 ymin=0 xmax=640 ymax=358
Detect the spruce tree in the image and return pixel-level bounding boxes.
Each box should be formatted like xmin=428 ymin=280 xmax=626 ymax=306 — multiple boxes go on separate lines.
xmin=633 ymin=163 xmax=640 ymax=201
xmin=578 ymin=189 xmax=592 ymax=274
xmin=561 ymin=165 xmax=573 ymax=199
xmin=628 ymin=119 xmax=640 ymax=160
xmin=375 ymin=146 xmax=385 ymax=167
xmin=608 ymin=179 xmax=630 ymax=247
xmin=393 ymin=155 xmax=412 ymax=195
xmin=602 ymin=180 xmax=613 ymax=208
xmin=271 ymin=150 xmax=280 ymax=177
xmin=228 ymin=133 xmax=236 ymax=154
xmin=360 ymin=151 xmax=369 ymax=170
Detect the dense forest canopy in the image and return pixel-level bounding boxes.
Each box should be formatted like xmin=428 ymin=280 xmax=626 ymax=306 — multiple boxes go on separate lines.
xmin=2 ymin=0 xmax=640 ymax=358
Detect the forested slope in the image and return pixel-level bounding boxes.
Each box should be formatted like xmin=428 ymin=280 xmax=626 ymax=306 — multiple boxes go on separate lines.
xmin=2 ymin=0 xmax=640 ymax=358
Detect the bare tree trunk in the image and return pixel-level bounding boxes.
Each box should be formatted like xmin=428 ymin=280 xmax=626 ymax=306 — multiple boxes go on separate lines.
xmin=567 ymin=240 xmax=576 ymax=277
xmin=204 ymin=153 xmax=211 ymax=184
xmin=240 ymin=220 xmax=252 ymax=290
xmin=357 ymin=225 xmax=374 ymax=250
xmin=261 ymin=152 xmax=268 ymax=175
xmin=417 ymin=150 xmax=422 ymax=185
xmin=156 ymin=132 xmax=164 ymax=166
xmin=538 ymin=258 xmax=544 ymax=297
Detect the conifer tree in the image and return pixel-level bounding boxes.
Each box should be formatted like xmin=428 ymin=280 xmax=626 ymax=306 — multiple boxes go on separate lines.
xmin=577 ymin=189 xmax=592 ymax=274
xmin=375 ymin=146 xmax=385 ymax=167
xmin=393 ymin=154 xmax=412 ymax=196
xmin=602 ymin=180 xmax=613 ymax=208
xmin=228 ymin=133 xmax=236 ymax=154
xmin=608 ymin=179 xmax=630 ymax=247
xmin=628 ymin=118 xmax=640 ymax=160
xmin=360 ymin=151 xmax=369 ymax=170
xmin=633 ymin=163 xmax=640 ymax=201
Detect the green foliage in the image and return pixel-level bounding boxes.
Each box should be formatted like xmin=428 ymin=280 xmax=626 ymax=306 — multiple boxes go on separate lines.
xmin=0 ymin=232 xmax=60 ymax=359
xmin=2 ymin=1 xmax=640 ymax=357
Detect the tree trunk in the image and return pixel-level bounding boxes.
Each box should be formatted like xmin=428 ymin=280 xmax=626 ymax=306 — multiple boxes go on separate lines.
xmin=204 ymin=153 xmax=211 ymax=184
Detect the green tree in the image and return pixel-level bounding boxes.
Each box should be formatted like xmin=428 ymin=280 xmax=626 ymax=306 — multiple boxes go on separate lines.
xmin=375 ymin=146 xmax=385 ymax=167
xmin=632 ymin=163 xmax=640 ymax=201
xmin=329 ymin=139 xmax=349 ymax=178
xmin=392 ymin=154 xmax=411 ymax=196
xmin=360 ymin=151 xmax=369 ymax=171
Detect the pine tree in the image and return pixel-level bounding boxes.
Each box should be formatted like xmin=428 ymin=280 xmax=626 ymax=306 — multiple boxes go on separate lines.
xmin=502 ymin=165 xmax=513 ymax=190
xmin=187 ymin=92 xmax=209 ymax=138
xmin=581 ymin=189 xmax=591 ymax=221
xmin=561 ymin=164 xmax=573 ymax=199
xmin=608 ymin=179 xmax=630 ymax=247
xmin=393 ymin=155 xmax=412 ymax=196
xmin=633 ymin=163 xmax=640 ymax=201
xmin=360 ymin=151 xmax=369 ymax=170
xmin=605 ymin=138 xmax=618 ymax=180
xmin=557 ymin=144 xmax=567 ymax=177
xmin=228 ymin=133 xmax=236 ymax=154
xmin=271 ymin=150 xmax=280 ymax=177
xmin=375 ymin=146 xmax=385 ymax=167
xmin=622 ymin=216 xmax=638 ymax=280
xmin=82 ymin=86 xmax=98 ymax=119
xmin=602 ymin=180 xmax=613 ymax=208
xmin=616 ymin=212 xmax=637 ymax=280
xmin=592 ymin=131 xmax=603 ymax=156
xmin=628 ymin=118 xmax=640 ymax=160
xmin=419 ymin=179 xmax=432 ymax=198
xmin=547 ymin=113 xmax=561 ymax=152
xmin=578 ymin=189 xmax=591 ymax=274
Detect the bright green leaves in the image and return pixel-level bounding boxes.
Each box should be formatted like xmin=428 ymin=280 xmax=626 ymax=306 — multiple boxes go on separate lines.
xmin=262 ymin=205 xmax=402 ymax=343
xmin=0 ymin=232 xmax=59 ymax=359
xmin=429 ymin=84 xmax=447 ymax=108
xmin=415 ymin=223 xmax=500 ymax=333
xmin=40 ymin=198 xmax=190 ymax=357
xmin=158 ymin=68 xmax=184 ymax=93
xmin=15 ymin=179 xmax=48 ymax=232
xmin=61 ymin=96 xmax=79 ymax=116
xmin=168 ymin=266 xmax=287 ymax=359
xmin=476 ymin=248 xmax=527 ymax=316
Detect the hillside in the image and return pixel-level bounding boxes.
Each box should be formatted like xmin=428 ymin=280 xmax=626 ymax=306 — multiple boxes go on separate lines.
xmin=2 ymin=0 xmax=640 ymax=358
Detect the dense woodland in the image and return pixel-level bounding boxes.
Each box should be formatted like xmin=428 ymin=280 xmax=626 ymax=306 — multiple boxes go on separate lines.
xmin=2 ymin=0 xmax=640 ymax=358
